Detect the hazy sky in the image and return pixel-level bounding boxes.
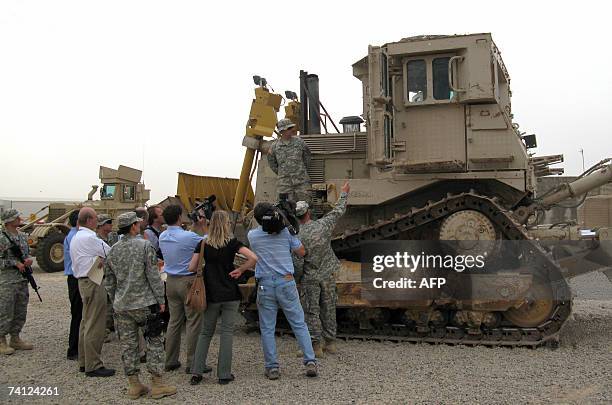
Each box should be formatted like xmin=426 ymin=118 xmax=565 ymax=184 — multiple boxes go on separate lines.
xmin=1 ymin=0 xmax=610 ymax=203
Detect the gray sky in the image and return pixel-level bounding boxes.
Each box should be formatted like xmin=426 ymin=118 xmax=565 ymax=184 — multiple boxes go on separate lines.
xmin=1 ymin=0 xmax=610 ymax=203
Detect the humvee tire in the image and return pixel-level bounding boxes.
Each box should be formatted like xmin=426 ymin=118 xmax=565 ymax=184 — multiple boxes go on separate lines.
xmin=36 ymin=231 xmax=66 ymax=273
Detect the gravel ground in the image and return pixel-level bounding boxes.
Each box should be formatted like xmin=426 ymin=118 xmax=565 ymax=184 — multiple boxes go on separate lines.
xmin=1 ymin=268 xmax=611 ymax=404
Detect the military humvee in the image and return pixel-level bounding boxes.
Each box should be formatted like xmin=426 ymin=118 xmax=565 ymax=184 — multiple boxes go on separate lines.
xmin=21 ymin=165 xmax=149 ymax=272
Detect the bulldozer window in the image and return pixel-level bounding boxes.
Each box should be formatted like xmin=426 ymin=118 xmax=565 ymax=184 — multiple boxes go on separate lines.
xmin=384 ymin=114 xmax=393 ymax=159
xmin=433 ymin=57 xmax=451 ymax=100
xmin=381 ymin=53 xmax=390 ymax=98
xmin=101 ymin=184 xmax=116 ymax=200
xmin=406 ymin=60 xmax=427 ymax=103
xmin=123 ymin=185 xmax=135 ymax=202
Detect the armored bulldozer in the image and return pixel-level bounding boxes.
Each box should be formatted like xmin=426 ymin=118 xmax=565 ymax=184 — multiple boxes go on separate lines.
xmin=21 ymin=165 xmax=150 ymax=272
xmin=234 ymin=33 xmax=612 ymax=347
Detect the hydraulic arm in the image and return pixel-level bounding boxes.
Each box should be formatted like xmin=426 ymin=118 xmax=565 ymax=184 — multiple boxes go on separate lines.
xmin=232 ymin=82 xmax=283 ymax=213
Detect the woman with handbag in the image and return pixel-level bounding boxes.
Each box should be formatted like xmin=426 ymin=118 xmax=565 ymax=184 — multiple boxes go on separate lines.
xmin=188 ymin=210 xmax=257 ymax=385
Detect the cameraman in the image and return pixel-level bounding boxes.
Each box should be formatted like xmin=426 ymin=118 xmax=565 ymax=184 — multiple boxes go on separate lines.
xmin=104 ymin=212 xmax=175 ymax=400
xmin=247 ymin=203 xmax=317 ymax=380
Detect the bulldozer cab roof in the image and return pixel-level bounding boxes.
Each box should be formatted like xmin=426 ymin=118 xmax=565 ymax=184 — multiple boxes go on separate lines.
xmin=353 ymin=33 xmax=496 ymax=66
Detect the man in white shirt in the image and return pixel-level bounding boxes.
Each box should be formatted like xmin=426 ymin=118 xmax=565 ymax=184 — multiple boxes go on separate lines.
xmin=70 ymin=207 xmax=115 ymax=377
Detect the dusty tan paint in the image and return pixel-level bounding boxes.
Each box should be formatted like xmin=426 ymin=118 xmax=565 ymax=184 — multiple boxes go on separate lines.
xmin=256 ymin=33 xmax=534 ymax=216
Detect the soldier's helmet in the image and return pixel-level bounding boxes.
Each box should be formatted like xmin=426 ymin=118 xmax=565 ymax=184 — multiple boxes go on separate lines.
xmin=277 ymin=118 xmax=296 ymax=132
xmin=97 ymin=214 xmax=112 ymax=227
xmin=117 ymin=212 xmax=142 ymax=229
xmin=296 ymin=201 xmax=309 ymax=217
xmin=1 ymin=209 xmax=20 ymax=224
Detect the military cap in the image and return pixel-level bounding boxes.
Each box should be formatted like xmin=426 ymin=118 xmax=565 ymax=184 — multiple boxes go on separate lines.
xmin=296 ymin=201 xmax=309 ymax=216
xmin=117 ymin=211 xmax=142 ymax=229
xmin=1 ymin=209 xmax=20 ymax=224
xmin=97 ymin=214 xmax=112 ymax=226
xmin=276 ymin=118 xmax=296 ymax=132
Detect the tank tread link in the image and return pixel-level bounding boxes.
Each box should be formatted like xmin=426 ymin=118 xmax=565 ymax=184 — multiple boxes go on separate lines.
xmin=323 ymin=191 xmax=572 ymax=347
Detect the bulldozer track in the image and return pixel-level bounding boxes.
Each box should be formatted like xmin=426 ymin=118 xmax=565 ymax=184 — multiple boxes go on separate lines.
xmin=324 ymin=191 xmax=573 ymax=348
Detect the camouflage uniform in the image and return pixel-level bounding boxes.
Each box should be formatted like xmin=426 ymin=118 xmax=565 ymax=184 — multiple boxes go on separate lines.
xmin=104 ymin=233 xmax=165 ymax=377
xmin=298 ymin=192 xmax=348 ymax=342
xmin=0 ymin=228 xmax=30 ymax=338
xmin=98 ymin=229 xmax=119 ymax=332
xmin=268 ymin=136 xmax=312 ymax=203
xmin=104 ymin=232 xmax=120 ymax=247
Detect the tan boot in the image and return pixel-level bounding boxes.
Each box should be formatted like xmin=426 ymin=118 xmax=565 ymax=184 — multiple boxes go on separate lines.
xmin=312 ymin=341 xmax=324 ymax=358
xmin=150 ymin=375 xmax=176 ymax=400
xmin=324 ymin=339 xmax=337 ymax=354
xmin=127 ymin=375 xmax=149 ymax=400
xmin=0 ymin=336 xmax=15 ymax=355
xmin=9 ymin=335 xmax=33 ymax=351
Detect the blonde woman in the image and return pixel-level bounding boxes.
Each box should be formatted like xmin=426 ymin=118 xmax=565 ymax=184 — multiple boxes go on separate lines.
xmin=188 ymin=210 xmax=257 ymax=385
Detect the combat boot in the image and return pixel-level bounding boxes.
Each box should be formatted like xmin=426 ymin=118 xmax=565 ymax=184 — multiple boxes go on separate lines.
xmin=9 ymin=335 xmax=33 ymax=350
xmin=297 ymin=341 xmax=324 ymax=358
xmin=150 ymin=375 xmax=176 ymax=400
xmin=324 ymin=338 xmax=337 ymax=354
xmin=0 ymin=336 xmax=15 ymax=355
xmin=127 ymin=375 xmax=149 ymax=400
xmin=312 ymin=341 xmax=324 ymax=358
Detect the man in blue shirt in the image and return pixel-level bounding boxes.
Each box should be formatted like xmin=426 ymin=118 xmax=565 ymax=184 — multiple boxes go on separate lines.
xmin=159 ymin=205 xmax=205 ymax=373
xmin=248 ymin=203 xmax=317 ymax=380
xmin=64 ymin=210 xmax=80 ymax=360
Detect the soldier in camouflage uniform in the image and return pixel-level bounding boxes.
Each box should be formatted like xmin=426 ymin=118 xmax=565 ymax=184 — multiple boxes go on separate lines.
xmin=104 ymin=212 xmax=176 ymax=400
xmin=96 ymin=214 xmax=119 ymax=247
xmin=0 ymin=209 xmax=34 ymax=355
xmin=295 ymin=181 xmax=350 ymax=357
xmin=268 ymin=118 xmax=312 ymax=204
xmin=96 ymin=214 xmax=118 ymax=341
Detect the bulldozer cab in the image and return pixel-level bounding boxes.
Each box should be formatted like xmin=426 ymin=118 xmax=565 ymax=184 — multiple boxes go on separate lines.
xmin=354 ymin=33 xmax=525 ymax=175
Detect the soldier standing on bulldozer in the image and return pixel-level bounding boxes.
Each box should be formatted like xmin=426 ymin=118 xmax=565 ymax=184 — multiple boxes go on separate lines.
xmin=295 ymin=181 xmax=350 ymax=357
xmin=267 ymin=118 xmax=312 ymax=204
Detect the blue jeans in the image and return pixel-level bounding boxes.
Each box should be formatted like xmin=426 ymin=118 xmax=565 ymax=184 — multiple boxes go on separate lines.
xmin=256 ymin=276 xmax=315 ymax=369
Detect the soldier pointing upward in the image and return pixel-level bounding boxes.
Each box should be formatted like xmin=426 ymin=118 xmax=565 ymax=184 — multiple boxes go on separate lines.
xmin=296 ymin=181 xmax=350 ymax=356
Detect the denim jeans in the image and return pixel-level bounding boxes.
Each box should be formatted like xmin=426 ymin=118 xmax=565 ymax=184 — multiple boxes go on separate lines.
xmin=256 ymin=275 xmax=315 ymax=369
xmin=191 ymin=300 xmax=239 ymax=379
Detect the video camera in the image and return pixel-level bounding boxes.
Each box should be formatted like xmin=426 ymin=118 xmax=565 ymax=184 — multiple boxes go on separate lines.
xmin=261 ymin=193 xmax=300 ymax=235
xmin=143 ymin=304 xmax=167 ymax=338
xmin=188 ymin=195 xmax=216 ymax=222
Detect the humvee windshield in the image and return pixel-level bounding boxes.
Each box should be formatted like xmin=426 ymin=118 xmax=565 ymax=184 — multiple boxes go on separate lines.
xmin=101 ymin=184 xmax=116 ymax=200
xmin=123 ymin=184 xmax=135 ymax=202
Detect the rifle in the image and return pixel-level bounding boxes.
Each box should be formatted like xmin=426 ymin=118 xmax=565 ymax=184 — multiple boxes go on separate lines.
xmin=2 ymin=231 xmax=42 ymax=302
